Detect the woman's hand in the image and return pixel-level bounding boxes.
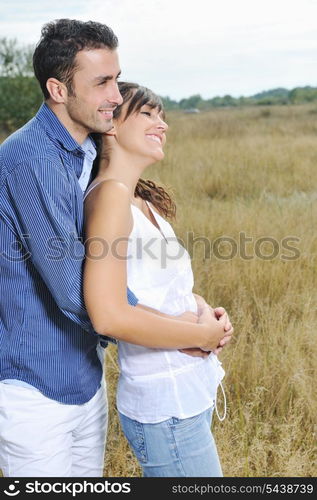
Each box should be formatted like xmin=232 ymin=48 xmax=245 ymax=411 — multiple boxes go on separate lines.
xmin=213 ymin=306 xmax=234 ymax=355
xmin=193 ymin=293 xmax=207 ymax=315
xmin=176 ymin=310 xmax=199 ymax=323
xmin=177 ymin=297 xmax=234 ymax=357
xmin=180 ymin=304 xmax=228 ymax=355
xmin=193 ymin=295 xmax=234 ymax=355
xmin=176 ymin=310 xmax=207 ymax=357
xmin=194 ymin=294 xmax=233 ymax=332
xmin=198 ymin=306 xmax=228 ymax=352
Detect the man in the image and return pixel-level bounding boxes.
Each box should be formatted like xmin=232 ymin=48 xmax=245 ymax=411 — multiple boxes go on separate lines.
xmin=0 ymin=19 xmax=232 ymax=477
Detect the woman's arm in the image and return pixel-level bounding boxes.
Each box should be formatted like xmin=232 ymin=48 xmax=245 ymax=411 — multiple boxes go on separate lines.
xmin=83 ymin=180 xmax=227 ymax=351
xmin=136 ymin=303 xmax=198 ymax=324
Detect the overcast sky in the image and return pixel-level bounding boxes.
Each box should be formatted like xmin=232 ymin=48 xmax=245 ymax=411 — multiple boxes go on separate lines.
xmin=0 ymin=0 xmax=316 ymax=100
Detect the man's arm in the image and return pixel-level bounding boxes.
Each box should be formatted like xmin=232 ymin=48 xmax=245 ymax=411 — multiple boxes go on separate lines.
xmin=2 ymin=160 xmax=137 ymax=333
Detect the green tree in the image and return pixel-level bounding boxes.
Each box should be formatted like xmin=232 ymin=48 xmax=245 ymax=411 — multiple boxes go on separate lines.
xmin=179 ymin=94 xmax=203 ymax=109
xmin=0 ymin=38 xmax=42 ymax=132
xmin=289 ymin=86 xmax=317 ymax=104
xmin=0 ymin=37 xmax=33 ymax=76
xmin=160 ymin=95 xmax=179 ymax=110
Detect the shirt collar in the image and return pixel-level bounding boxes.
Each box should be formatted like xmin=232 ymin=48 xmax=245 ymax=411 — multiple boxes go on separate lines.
xmin=35 ymin=102 xmax=83 ymax=153
xmin=81 ymin=136 xmax=97 ymax=161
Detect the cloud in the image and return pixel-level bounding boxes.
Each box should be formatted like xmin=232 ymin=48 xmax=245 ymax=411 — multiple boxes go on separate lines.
xmin=0 ymin=0 xmax=316 ymax=99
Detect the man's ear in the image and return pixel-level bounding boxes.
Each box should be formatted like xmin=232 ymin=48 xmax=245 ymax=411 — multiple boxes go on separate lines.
xmin=46 ymin=78 xmax=68 ymax=103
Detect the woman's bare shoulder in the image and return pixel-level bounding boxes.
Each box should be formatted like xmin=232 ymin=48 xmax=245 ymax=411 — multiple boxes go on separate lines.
xmin=84 ymin=179 xmax=133 ymax=230
xmin=85 ymin=178 xmax=130 ymax=202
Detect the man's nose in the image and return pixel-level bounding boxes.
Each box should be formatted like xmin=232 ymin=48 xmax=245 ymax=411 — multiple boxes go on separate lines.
xmin=108 ymin=82 xmax=123 ymax=106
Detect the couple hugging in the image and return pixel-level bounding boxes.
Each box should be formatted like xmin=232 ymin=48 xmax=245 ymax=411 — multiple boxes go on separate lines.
xmin=0 ymin=18 xmax=233 ymax=478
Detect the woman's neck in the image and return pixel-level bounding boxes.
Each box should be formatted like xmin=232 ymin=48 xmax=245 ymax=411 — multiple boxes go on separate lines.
xmin=96 ymin=149 xmax=151 ymax=202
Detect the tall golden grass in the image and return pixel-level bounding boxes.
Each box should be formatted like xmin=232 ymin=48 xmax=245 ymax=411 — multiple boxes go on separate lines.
xmin=0 ymin=104 xmax=315 ymax=478
xmin=104 ymin=104 xmax=317 ymax=477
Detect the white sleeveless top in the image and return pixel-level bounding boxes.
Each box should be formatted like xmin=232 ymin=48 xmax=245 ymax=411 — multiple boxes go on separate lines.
xmin=84 ymin=182 xmax=225 ymax=423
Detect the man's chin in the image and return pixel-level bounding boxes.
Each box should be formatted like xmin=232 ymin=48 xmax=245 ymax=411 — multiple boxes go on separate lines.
xmin=92 ymin=120 xmax=113 ymax=134
xmin=105 ymin=122 xmax=115 ymax=133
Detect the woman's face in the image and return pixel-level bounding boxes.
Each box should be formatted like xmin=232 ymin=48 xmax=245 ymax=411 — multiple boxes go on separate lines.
xmin=113 ymin=101 xmax=168 ymax=163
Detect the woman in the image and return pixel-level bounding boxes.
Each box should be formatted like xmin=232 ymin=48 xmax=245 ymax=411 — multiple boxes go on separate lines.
xmin=83 ymin=82 xmax=232 ymax=477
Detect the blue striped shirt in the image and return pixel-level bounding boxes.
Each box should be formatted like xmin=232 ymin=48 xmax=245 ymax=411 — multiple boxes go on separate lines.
xmin=0 ymin=103 xmax=138 ymax=404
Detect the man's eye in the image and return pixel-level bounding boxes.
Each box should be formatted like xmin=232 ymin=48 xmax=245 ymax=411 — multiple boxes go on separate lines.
xmin=141 ymin=111 xmax=151 ymax=116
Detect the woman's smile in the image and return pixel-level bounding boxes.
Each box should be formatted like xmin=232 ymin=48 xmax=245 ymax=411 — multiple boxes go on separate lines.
xmin=145 ymin=133 xmax=163 ymax=144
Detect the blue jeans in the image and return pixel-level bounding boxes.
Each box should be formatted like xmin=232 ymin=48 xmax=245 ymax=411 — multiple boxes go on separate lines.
xmin=119 ymin=407 xmax=223 ymax=477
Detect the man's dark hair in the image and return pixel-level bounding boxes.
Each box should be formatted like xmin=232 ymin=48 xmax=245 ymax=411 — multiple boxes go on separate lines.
xmin=33 ymin=18 xmax=118 ymax=99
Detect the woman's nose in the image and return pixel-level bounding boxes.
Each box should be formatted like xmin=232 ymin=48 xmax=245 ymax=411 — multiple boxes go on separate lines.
xmin=157 ymin=118 xmax=168 ymax=131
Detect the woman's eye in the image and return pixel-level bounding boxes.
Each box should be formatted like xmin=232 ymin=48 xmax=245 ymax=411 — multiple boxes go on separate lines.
xmin=141 ymin=111 xmax=151 ymax=116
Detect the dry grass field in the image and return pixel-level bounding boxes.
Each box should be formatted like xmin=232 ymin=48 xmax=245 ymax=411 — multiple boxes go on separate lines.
xmin=104 ymin=104 xmax=317 ymax=477
xmin=0 ymin=104 xmax=316 ymax=478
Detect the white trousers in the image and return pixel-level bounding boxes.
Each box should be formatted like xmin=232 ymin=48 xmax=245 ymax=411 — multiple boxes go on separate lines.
xmin=0 ymin=380 xmax=108 ymax=477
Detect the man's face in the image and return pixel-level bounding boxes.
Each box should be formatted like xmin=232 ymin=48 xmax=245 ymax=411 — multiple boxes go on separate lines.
xmin=64 ymin=48 xmax=123 ymax=143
